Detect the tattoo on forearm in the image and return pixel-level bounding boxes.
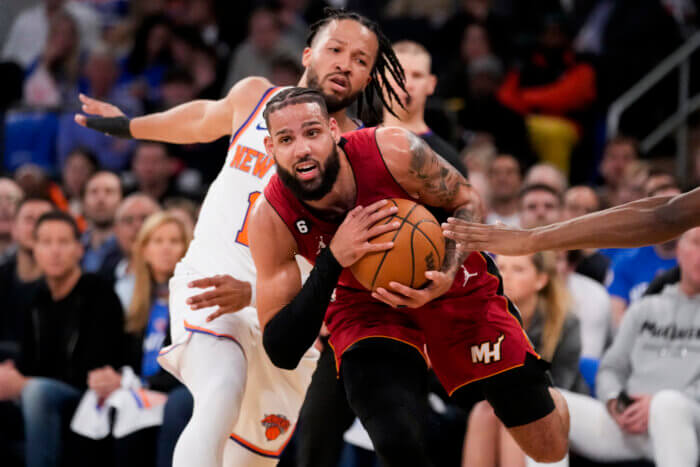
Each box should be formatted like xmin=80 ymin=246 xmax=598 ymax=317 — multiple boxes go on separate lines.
xmin=442 ymin=206 xmax=476 ymax=273
xmin=407 ymin=132 xmax=470 ymax=206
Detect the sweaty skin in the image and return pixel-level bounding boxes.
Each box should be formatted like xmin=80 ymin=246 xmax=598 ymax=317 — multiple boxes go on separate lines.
xmin=443 ymin=187 xmax=700 ymax=256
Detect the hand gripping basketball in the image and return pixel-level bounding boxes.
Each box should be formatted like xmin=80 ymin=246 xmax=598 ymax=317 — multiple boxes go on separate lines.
xmin=329 ymin=200 xmax=400 ymax=268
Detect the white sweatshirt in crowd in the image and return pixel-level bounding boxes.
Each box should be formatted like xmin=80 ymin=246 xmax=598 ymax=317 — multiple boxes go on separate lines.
xmin=597 ymin=284 xmax=700 ymax=402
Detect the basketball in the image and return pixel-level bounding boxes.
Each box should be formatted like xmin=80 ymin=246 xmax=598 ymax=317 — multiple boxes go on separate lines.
xmin=351 ymin=198 xmax=446 ymax=292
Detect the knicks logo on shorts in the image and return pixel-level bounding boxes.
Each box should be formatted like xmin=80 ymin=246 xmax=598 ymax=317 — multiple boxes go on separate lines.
xmin=261 ymin=414 xmax=291 ymax=441
xmin=470 ymin=334 xmax=505 ymax=364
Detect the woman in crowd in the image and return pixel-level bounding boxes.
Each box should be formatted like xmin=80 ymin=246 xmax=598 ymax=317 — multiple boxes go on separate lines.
xmin=82 ymin=212 xmax=192 ymax=467
xmin=463 ymin=251 xmax=583 ymax=467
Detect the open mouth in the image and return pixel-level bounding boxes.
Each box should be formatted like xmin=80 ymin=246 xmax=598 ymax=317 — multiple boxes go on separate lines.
xmin=329 ymin=75 xmax=348 ymax=91
xmin=295 ymin=161 xmax=319 ymax=181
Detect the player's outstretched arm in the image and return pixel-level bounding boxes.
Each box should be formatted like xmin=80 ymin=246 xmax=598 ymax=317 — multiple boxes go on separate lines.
xmin=442 ymin=187 xmax=700 ymax=255
xmin=250 ymin=198 xmax=398 ymax=369
xmin=374 ymin=127 xmax=483 ymax=307
xmin=74 ymin=77 xmax=272 ymax=144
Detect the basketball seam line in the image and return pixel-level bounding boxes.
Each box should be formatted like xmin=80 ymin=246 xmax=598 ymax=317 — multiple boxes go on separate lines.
xmin=412 ymin=219 xmax=444 ymax=266
xmin=410 ymin=224 xmax=416 ymax=287
xmin=370 ymin=202 xmax=419 ymax=290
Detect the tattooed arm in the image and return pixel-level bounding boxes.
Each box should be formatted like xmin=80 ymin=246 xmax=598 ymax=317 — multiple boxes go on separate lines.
xmin=372 ymin=127 xmax=484 ymax=307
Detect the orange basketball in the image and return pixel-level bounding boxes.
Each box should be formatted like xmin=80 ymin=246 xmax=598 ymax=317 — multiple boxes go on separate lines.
xmin=351 ymin=198 xmax=445 ymax=292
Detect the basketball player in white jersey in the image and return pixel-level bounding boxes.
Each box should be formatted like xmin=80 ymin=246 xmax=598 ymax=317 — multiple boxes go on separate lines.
xmin=75 ymin=9 xmax=408 ymax=467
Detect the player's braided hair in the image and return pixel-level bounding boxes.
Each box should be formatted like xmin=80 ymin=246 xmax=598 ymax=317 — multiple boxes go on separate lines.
xmin=306 ymin=8 xmax=406 ymax=121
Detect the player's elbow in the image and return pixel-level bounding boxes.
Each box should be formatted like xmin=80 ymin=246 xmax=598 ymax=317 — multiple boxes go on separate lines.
xmin=262 ymin=325 xmax=300 ymax=370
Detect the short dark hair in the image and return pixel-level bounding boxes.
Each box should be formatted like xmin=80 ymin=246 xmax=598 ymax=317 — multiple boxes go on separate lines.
xmin=263 ymin=87 xmax=329 ymax=128
xmin=34 ymin=211 xmax=81 ymax=240
xmin=17 ymin=195 xmax=54 ymax=212
xmin=306 ymin=8 xmax=407 ymax=121
xmin=519 ymin=183 xmax=563 ymax=204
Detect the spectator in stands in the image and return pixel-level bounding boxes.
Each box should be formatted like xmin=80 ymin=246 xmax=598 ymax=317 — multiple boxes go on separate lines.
xmin=60 ymin=148 xmax=99 ymax=217
xmin=381 ymin=40 xmax=466 ymax=174
xmin=23 ymin=10 xmax=82 ymax=109
xmin=110 ymin=194 xmax=161 ymax=309
xmin=80 ymin=212 xmax=190 ymax=467
xmin=596 ymin=136 xmax=639 ymax=208
xmin=0 ymin=198 xmax=54 ymax=360
xmin=0 ymin=178 xmax=24 ymax=259
xmin=0 ymin=211 xmax=124 ymax=467
xmin=156 ymin=68 xmax=197 ymax=111
xmin=562 ymin=226 xmax=700 ymax=467
xmin=607 ymin=178 xmax=680 ymax=327
xmin=452 ymin=52 xmax=535 ymax=165
xmin=119 ymin=15 xmax=173 ymax=105
xmin=498 ymin=15 xmax=596 ymax=174
xmin=519 ymin=183 xmax=563 ymax=229
xmin=81 ymin=171 xmax=123 ymax=273
xmin=485 ymin=154 xmax=522 ymax=226
xmin=169 ymin=27 xmax=221 ymax=100
xmin=163 ymin=198 xmax=198 ymax=236
xmin=57 ymin=45 xmax=141 ymax=172
xmin=224 ymin=7 xmax=303 ymax=91
xmin=124 ymin=142 xmax=186 ymax=203
xmin=559 ymin=250 xmax=612 ymax=361
xmin=463 ymin=251 xmax=583 ymax=466
xmin=13 ymin=165 xmax=76 ymax=229
xmin=524 ymin=162 xmax=568 ymax=195
xmin=563 ymin=186 xmax=610 ymax=284
xmin=441 ymin=22 xmax=493 ymax=102
xmin=2 ymin=0 xmax=100 ymax=69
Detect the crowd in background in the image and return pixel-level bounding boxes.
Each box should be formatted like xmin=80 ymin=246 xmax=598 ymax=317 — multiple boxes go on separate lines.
xmin=1 ymin=0 xmax=700 ymax=467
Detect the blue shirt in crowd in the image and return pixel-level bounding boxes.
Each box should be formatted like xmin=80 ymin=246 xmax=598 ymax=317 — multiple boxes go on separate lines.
xmin=607 ymin=245 xmax=678 ymax=304
xmin=141 ymin=300 xmax=169 ymax=379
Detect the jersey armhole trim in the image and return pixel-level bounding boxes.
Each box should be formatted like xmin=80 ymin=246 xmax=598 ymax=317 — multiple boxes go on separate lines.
xmin=228 ymin=86 xmax=281 ymax=150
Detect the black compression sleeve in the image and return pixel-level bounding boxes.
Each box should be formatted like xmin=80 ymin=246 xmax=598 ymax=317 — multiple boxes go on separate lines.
xmin=262 ymin=247 xmax=343 ymax=370
xmin=84 ymin=116 xmax=133 ymax=138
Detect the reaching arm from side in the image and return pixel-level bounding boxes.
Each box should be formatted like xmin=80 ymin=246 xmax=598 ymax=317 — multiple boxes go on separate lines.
xmin=75 ymin=77 xmax=271 ymax=144
xmin=443 ymin=187 xmax=700 ymax=255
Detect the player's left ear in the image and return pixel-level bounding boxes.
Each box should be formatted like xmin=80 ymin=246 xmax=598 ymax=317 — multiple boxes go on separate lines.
xmin=328 ymin=117 xmax=340 ymax=142
xmin=301 ymin=47 xmax=312 ymax=68
xmin=427 ymin=74 xmax=437 ymax=96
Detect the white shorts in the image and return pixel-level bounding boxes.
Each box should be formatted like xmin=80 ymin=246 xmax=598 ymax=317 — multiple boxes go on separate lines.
xmin=158 ymin=265 xmax=319 ymax=459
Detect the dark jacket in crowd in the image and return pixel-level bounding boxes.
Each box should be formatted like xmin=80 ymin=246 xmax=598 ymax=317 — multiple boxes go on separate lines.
xmin=19 ymin=273 xmax=126 ymax=390
xmin=0 ymin=253 xmax=43 ymax=361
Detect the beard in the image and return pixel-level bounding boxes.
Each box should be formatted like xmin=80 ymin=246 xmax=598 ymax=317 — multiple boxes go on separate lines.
xmin=306 ymin=66 xmax=363 ymax=113
xmin=276 ymin=145 xmax=341 ymax=201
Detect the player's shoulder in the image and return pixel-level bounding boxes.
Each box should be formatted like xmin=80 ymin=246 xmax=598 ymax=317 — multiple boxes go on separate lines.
xmin=375 ymin=126 xmax=413 ymax=147
xmin=224 ymin=76 xmax=275 ymax=108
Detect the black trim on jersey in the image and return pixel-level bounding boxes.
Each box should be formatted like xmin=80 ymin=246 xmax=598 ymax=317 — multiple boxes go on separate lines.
xmin=480 ymin=252 xmax=523 ymax=326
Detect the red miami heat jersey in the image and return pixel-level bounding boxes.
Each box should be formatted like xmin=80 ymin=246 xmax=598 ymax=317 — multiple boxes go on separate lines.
xmin=264 ymin=127 xmax=523 ymax=379
xmin=264 ymin=127 xmax=498 ymax=297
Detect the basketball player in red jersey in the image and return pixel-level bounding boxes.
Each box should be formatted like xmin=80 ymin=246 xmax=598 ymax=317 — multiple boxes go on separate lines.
xmin=249 ymin=88 xmax=570 ymax=466
xmin=75 ymin=9 xmax=411 ymax=467
xmin=442 ymin=187 xmax=700 ymax=255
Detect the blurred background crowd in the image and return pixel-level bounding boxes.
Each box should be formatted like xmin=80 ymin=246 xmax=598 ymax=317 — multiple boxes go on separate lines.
xmin=1 ymin=0 xmax=700 ymax=466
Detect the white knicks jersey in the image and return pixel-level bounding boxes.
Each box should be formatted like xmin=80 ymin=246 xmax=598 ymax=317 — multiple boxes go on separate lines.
xmin=179 ymin=86 xmax=283 ymax=283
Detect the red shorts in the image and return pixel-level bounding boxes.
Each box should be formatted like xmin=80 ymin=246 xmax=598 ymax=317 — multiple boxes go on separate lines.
xmin=416 ymin=293 xmax=538 ymax=396
xmin=326 ymin=252 xmax=538 ymax=394
xmin=325 ymin=286 xmax=427 ymax=372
